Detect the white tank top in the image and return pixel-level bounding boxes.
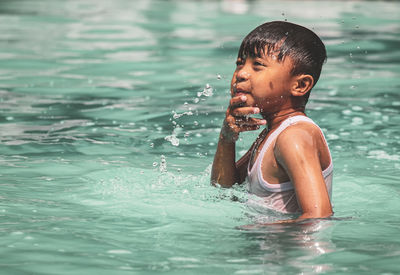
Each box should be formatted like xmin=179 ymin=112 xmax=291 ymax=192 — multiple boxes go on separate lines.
xmin=247 ymin=115 xmax=333 ymax=213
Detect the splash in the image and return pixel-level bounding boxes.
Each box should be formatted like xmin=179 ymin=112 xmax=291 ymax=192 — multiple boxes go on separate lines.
xmin=164 ymin=82 xmax=212 ymax=147
xmin=165 ymin=109 xmax=194 ymax=147
xmin=172 ymin=110 xmax=193 ymax=119
xmin=197 ymin=83 xmax=213 ymax=97
xmin=164 ymin=133 xmax=179 ymax=146
xmin=159 ymin=155 xmax=167 ymax=173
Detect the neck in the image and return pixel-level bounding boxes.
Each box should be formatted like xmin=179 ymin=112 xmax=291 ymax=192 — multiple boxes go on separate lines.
xmin=262 ymin=107 xmax=305 ymax=131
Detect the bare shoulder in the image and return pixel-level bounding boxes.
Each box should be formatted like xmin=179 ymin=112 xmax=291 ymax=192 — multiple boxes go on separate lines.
xmin=275 ymin=121 xmax=321 ymax=150
xmin=274 ymin=121 xmax=331 ymax=170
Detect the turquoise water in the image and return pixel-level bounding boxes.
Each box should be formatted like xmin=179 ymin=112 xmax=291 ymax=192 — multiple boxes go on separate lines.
xmin=1 ymin=0 xmax=400 ymax=274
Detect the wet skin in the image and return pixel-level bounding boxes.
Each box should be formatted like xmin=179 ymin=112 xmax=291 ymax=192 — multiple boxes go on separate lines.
xmin=222 ymin=52 xmax=311 ymax=142
xmin=211 ymin=49 xmax=333 ymax=223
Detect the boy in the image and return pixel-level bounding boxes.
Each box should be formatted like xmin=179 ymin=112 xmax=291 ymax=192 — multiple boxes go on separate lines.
xmin=211 ymin=21 xmax=333 ymax=223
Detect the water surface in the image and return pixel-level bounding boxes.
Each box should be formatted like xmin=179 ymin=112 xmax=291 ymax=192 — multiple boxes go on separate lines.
xmin=1 ymin=0 xmax=400 ymax=274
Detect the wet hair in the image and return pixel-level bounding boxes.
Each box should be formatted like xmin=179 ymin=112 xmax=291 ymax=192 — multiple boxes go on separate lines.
xmin=238 ymin=21 xmax=327 ymax=102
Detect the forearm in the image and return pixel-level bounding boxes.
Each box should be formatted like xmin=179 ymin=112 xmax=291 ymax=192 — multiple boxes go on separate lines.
xmin=211 ymin=134 xmax=239 ymax=188
xmin=239 ymin=212 xmax=333 ymax=230
xmin=267 ymin=211 xmax=333 ymax=225
xmin=211 ymin=94 xmax=264 ymax=187
xmin=268 ymin=208 xmax=332 ymax=224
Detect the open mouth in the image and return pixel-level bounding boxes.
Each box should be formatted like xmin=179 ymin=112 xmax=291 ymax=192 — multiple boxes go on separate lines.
xmin=235 ymin=92 xmax=248 ymax=97
xmin=233 ymin=87 xmax=250 ymax=97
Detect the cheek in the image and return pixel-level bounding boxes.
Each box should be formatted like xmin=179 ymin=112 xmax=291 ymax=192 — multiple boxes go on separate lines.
xmin=230 ymin=74 xmax=236 ymax=96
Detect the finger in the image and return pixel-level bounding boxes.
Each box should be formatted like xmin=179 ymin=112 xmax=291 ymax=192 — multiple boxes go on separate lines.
xmin=232 ymin=107 xmax=260 ymax=117
xmin=236 ymin=117 xmax=266 ymax=127
xmin=225 ymin=116 xmax=265 ymax=134
xmin=225 ymin=115 xmax=237 ymax=126
xmin=248 ymin=117 xmax=267 ymax=125
xmin=229 ymin=95 xmax=247 ymax=108
xmin=237 ymin=124 xmax=262 ymax=132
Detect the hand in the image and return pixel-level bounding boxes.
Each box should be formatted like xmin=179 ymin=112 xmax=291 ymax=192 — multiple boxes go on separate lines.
xmin=221 ymin=95 xmax=266 ymax=142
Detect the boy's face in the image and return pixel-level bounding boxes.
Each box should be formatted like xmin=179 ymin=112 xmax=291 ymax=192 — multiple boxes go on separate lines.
xmin=231 ymin=49 xmax=297 ymax=114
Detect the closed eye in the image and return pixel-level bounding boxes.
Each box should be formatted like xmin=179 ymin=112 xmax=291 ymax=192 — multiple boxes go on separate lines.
xmin=236 ymin=59 xmax=244 ymax=66
xmin=254 ymin=61 xmax=265 ymax=67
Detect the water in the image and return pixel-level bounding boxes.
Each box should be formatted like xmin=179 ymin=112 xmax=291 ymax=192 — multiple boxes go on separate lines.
xmin=1 ymin=0 xmax=399 ymax=274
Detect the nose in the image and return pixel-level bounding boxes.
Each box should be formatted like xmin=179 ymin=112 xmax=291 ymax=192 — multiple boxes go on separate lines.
xmin=236 ymin=67 xmax=250 ymax=82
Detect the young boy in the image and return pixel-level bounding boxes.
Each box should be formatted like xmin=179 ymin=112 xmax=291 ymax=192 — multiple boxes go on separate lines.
xmin=211 ymin=21 xmax=333 ymax=223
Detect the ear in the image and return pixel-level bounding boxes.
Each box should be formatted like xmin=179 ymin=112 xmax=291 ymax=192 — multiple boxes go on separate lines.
xmin=291 ymin=74 xmax=314 ymax=97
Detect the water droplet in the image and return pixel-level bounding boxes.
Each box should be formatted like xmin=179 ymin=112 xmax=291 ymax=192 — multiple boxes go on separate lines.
xmin=172 ymin=111 xmax=193 ymax=119
xmin=351 ymin=117 xmax=363 ymax=125
xmin=165 ymin=134 xmax=179 ymax=146
xmin=198 ymin=83 xmax=213 ymax=97
xmin=159 ymin=155 xmax=167 ymax=172
xmin=342 ymin=109 xmax=352 ymax=115
xmin=351 ymin=106 xmax=362 ymax=111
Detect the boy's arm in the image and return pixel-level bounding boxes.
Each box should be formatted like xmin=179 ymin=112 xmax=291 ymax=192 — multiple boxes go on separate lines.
xmin=211 ymin=95 xmax=266 ymax=187
xmin=274 ymin=126 xmax=333 ymax=221
xmin=210 ymin=134 xmax=241 ymax=187
xmin=211 ymin=136 xmax=256 ymax=187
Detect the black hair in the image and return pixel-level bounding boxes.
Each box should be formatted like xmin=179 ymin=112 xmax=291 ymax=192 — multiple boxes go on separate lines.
xmin=238 ymin=21 xmax=327 ymax=102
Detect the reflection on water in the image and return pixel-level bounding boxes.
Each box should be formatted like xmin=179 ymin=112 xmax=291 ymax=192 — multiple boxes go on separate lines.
xmin=241 ymin=220 xmax=336 ymax=273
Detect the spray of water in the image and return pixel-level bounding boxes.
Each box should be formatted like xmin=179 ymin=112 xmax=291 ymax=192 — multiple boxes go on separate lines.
xmin=164 ymin=83 xmax=214 ymax=147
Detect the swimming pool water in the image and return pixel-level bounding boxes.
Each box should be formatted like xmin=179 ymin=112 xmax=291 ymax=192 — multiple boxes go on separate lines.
xmin=1 ymin=0 xmax=400 ymax=274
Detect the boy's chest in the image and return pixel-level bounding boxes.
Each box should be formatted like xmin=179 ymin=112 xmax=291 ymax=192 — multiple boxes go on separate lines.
xmin=250 ymin=135 xmax=290 ymax=184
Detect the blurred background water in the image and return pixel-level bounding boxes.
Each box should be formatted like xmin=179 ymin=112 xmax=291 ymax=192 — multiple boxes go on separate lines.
xmin=0 ymin=0 xmax=399 ymax=274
